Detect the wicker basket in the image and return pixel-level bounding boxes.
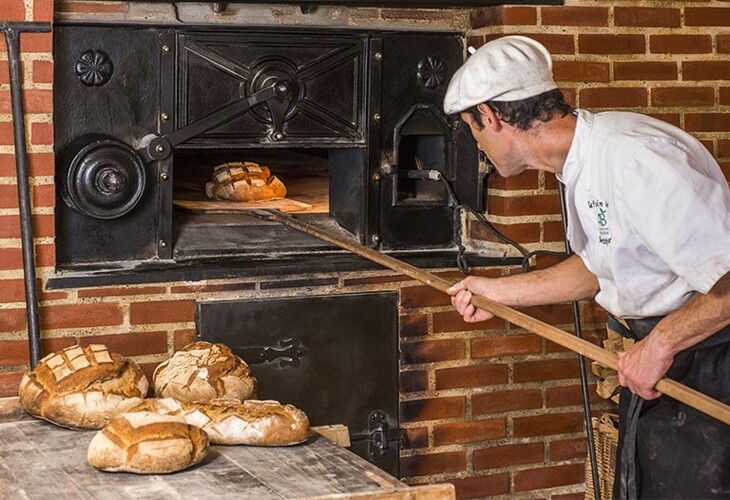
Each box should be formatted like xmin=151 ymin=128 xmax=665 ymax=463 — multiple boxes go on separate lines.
xmin=585 ymin=413 xmax=619 ymax=500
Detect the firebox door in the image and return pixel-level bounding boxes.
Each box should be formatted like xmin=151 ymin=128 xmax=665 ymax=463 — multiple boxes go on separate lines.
xmin=196 ymin=292 xmax=401 ymax=476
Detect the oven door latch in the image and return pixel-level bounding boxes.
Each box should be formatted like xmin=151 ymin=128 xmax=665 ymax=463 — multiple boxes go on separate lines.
xmin=350 ymin=410 xmax=404 ymax=460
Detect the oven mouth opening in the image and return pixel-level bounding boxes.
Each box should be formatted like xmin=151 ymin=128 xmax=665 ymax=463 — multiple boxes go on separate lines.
xmin=171 ymin=147 xmax=355 ymax=261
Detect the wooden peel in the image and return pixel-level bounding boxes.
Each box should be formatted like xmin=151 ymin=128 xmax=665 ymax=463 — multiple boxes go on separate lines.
xmin=251 ymin=209 xmax=730 ymax=427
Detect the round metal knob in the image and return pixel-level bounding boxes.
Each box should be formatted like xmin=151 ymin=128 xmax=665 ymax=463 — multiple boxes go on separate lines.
xmin=60 ymin=135 xmax=146 ymax=220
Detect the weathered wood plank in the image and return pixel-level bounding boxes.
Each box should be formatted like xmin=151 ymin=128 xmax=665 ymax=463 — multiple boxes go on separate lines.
xmin=0 ymin=411 xmax=437 ymax=500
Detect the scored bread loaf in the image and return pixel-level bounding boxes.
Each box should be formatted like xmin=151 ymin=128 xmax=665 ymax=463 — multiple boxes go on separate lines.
xmin=87 ymin=411 xmax=209 ymax=474
xmin=205 ymin=161 xmax=286 ymax=202
xmin=153 ymin=341 xmax=256 ymax=403
xmin=18 ymin=344 xmax=149 ymax=430
xmin=128 ymin=397 xmax=310 ymax=446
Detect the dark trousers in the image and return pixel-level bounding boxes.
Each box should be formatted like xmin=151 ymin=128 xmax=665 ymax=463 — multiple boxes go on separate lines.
xmin=612 ymin=318 xmax=730 ymax=499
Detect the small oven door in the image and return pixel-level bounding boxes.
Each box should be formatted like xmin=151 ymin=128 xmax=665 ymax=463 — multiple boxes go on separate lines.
xmin=197 ymin=292 xmax=401 ymax=476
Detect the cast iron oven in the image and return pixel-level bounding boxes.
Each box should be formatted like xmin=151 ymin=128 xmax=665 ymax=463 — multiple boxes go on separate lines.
xmin=51 ymin=23 xmax=485 ymax=286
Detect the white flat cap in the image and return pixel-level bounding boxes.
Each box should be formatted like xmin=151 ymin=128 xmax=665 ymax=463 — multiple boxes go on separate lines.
xmin=444 ymin=35 xmax=557 ymax=114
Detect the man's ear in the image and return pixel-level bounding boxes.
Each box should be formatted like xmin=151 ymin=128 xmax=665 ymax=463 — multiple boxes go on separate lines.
xmin=476 ymin=103 xmax=501 ymax=131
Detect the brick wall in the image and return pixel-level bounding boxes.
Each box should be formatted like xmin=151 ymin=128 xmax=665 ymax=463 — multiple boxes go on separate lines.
xmin=1 ymin=1 xmax=729 ymax=499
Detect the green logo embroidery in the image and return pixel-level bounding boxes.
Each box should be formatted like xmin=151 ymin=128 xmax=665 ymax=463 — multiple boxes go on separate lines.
xmin=589 ymin=200 xmax=612 ymax=245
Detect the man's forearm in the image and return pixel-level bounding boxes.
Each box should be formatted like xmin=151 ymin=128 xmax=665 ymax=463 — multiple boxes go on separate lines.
xmin=489 ymin=254 xmax=600 ymax=307
xmin=650 ymin=271 xmax=730 ymax=356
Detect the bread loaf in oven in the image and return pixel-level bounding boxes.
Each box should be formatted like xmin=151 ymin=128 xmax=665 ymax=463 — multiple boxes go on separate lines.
xmin=205 ymin=161 xmax=286 ymax=202
xmin=87 ymin=411 xmax=209 ymax=474
xmin=128 ymin=397 xmax=310 ymax=446
xmin=18 ymin=344 xmax=149 ymax=430
xmin=153 ymin=341 xmax=257 ymax=403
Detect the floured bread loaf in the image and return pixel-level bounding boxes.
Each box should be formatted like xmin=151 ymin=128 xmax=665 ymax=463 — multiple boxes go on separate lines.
xmin=205 ymin=161 xmax=286 ymax=202
xmin=153 ymin=341 xmax=256 ymax=403
xmin=18 ymin=344 xmax=149 ymax=430
xmin=129 ymin=397 xmax=310 ymax=446
xmin=87 ymin=411 xmax=209 ymax=474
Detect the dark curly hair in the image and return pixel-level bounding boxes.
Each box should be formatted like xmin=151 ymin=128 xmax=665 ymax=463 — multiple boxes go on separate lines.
xmin=465 ymin=89 xmax=572 ymax=131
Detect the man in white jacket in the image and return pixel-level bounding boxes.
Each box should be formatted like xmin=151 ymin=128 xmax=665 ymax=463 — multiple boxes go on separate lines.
xmin=444 ymin=35 xmax=730 ymax=498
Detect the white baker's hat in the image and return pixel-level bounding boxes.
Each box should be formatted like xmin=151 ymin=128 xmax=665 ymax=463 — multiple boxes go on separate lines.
xmin=443 ymin=35 xmax=557 ymax=114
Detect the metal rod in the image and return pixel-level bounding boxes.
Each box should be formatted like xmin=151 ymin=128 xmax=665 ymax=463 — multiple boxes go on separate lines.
xmin=2 ymin=22 xmax=52 ymax=367
xmin=251 ymin=209 xmax=730 ymax=427
xmin=559 ymin=183 xmax=601 ymax=500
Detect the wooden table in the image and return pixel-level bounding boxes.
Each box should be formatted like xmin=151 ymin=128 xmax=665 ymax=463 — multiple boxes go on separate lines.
xmin=0 ymin=398 xmax=453 ymax=500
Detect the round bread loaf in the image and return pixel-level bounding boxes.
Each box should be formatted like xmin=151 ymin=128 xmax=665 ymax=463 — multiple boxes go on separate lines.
xmin=153 ymin=341 xmax=256 ymax=403
xmin=205 ymin=161 xmax=286 ymax=202
xmin=87 ymin=411 xmax=209 ymax=474
xmin=18 ymin=344 xmax=149 ymax=430
xmin=128 ymin=397 xmax=310 ymax=446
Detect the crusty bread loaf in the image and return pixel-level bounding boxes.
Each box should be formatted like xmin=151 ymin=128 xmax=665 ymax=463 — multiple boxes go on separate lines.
xmin=128 ymin=397 xmax=310 ymax=446
xmin=18 ymin=344 xmax=149 ymax=430
xmin=87 ymin=411 xmax=209 ymax=474
xmin=153 ymin=341 xmax=256 ymax=403
xmin=205 ymin=162 xmax=286 ymax=202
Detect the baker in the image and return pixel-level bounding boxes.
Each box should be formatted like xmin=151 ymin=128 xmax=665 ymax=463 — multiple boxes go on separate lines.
xmin=443 ymin=35 xmax=730 ymax=498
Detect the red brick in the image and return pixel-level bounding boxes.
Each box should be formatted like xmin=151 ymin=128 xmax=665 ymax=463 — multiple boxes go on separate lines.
xmin=523 ymin=34 xmax=575 ymax=55
xmin=129 ymin=299 xmax=195 ymax=324
xmin=721 ymin=87 xmax=730 ymax=105
xmin=0 ymin=337 xmax=75 ymax=366
xmin=513 ymin=412 xmax=584 ymax=438
xmin=400 ymin=396 xmax=466 ymax=422
xmin=514 ymin=463 xmax=585 ymax=491
xmin=173 ymin=329 xmax=197 ymax=351
xmin=553 ymin=61 xmax=610 ymax=83
xmin=520 ymin=303 xmax=575 ymax=325
xmin=0 ymin=89 xmax=52 ymax=114
xmin=30 ymin=122 xmax=53 ymax=146
xmin=471 ymin=333 xmax=541 ymax=358
xmin=18 ymin=33 xmax=52 ymax=53
xmin=646 ymin=113 xmax=680 ymax=128
xmin=685 ymin=113 xmax=730 ymax=133
xmin=650 ymin=34 xmax=711 ymax=54
xmin=0 ymin=307 xmax=27 ymax=331
xmin=579 ymin=88 xmax=647 ymax=108
xmin=683 ymin=61 xmax=730 ymax=81
xmin=33 ymin=0 xmax=54 ymax=22
xmin=579 ymin=34 xmax=645 ymax=54
xmin=0 ymin=214 xmax=53 ymax=238
xmin=400 ymin=285 xmax=451 ymax=308
xmin=718 ymin=35 xmax=730 ymax=54
xmin=502 ymin=6 xmax=536 ymax=25
xmin=403 ymin=427 xmax=429 ymax=449
xmin=137 ymin=362 xmax=157 ymax=387
xmin=79 ymin=331 xmax=168 ymax=356
xmin=472 ymin=389 xmax=542 ymax=415
xmin=0 ymin=371 xmax=24 ymax=398
xmin=474 ymin=442 xmax=544 ymax=470
xmin=400 ymin=369 xmax=428 ymax=393
xmin=652 ymin=87 xmax=714 ymax=107
xmin=544 ymin=220 xmax=568 ymax=243
xmin=546 ymin=384 xmax=604 ymax=408
xmin=1 ymin=0 xmax=26 ymax=21
xmin=614 ymin=62 xmax=678 ymax=81
xmin=435 ymin=364 xmax=508 ymax=390
xmin=432 ymin=310 xmax=505 ymax=334
xmin=541 ymin=7 xmax=608 ymax=27
xmin=513 ymin=358 xmax=581 ymax=383
xmin=400 ymin=451 xmax=466 ymax=477
xmin=36 ymin=242 xmax=55 ymax=268
xmin=41 ymin=303 xmax=123 ymax=330
xmin=488 ymin=193 xmax=561 ymax=217
xmin=401 ymin=338 xmax=465 ymax=364
xmin=470 ymin=221 xmax=540 ymax=245
xmin=433 ymin=419 xmax=505 ymax=445
xmin=685 ymin=7 xmax=730 ymax=26
xmin=614 ymin=7 xmax=680 ymax=28
xmin=28 ymin=153 xmax=55 ymax=177
xmin=550 ymin=437 xmax=588 ymax=461
xmin=399 ymin=313 xmax=428 ymax=338
xmin=447 ymin=473 xmax=510 ymax=499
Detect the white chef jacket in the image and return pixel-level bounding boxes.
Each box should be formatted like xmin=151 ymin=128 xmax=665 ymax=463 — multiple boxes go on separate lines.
xmin=557 ymin=110 xmax=730 ymax=318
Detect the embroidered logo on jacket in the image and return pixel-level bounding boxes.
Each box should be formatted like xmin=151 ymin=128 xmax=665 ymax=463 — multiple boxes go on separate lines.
xmin=588 ymin=199 xmax=612 ymax=245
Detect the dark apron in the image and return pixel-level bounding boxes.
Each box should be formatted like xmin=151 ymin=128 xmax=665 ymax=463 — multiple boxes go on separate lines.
xmin=610 ymin=317 xmax=730 ymax=499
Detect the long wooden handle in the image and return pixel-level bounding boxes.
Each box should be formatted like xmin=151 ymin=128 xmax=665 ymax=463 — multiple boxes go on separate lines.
xmin=253 ymin=209 xmax=730 ymax=426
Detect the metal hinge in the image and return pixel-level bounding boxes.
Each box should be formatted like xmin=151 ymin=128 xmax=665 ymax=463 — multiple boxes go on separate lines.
xmin=350 ymin=410 xmax=404 ymax=460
